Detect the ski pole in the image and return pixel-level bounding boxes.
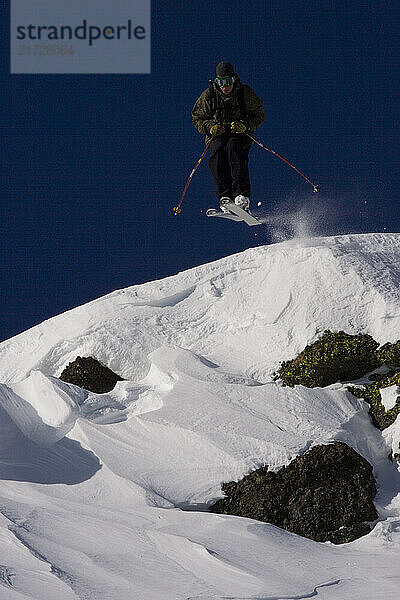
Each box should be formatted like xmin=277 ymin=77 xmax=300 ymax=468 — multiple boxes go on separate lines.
xmin=173 ymin=138 xmax=214 ymax=215
xmin=245 ymin=133 xmax=320 ymax=193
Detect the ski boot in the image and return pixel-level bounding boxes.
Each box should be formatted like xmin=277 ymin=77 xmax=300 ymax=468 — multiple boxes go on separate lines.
xmin=234 ymin=195 xmax=250 ymax=212
xmin=219 ymin=197 xmax=232 ymax=213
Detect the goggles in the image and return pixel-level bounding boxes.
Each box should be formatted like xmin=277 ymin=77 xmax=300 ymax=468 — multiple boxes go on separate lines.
xmin=215 ymin=75 xmax=235 ymax=88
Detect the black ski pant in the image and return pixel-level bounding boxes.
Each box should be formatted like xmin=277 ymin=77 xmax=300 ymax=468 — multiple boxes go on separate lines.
xmin=208 ymin=133 xmax=252 ymax=201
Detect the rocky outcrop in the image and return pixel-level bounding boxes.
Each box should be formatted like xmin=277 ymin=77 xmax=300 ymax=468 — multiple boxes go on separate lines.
xmin=276 ymin=330 xmax=380 ymax=388
xmin=210 ymin=441 xmax=378 ymax=544
xmin=276 ymin=331 xmax=400 ymax=430
xmin=350 ymin=372 xmax=400 ymax=430
xmin=377 ymin=341 xmax=400 ymax=367
xmin=60 ymin=356 xmax=124 ymax=393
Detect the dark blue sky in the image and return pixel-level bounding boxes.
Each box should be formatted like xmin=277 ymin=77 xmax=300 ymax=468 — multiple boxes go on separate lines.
xmin=2 ymin=1 xmax=399 ymax=342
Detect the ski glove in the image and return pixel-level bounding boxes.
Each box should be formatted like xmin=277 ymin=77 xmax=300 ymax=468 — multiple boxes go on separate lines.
xmin=231 ymin=121 xmax=247 ymax=134
xmin=209 ymin=124 xmax=226 ymax=137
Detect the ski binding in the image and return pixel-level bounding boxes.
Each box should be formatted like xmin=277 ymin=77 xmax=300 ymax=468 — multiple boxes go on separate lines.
xmin=206 ymin=202 xmax=262 ymax=226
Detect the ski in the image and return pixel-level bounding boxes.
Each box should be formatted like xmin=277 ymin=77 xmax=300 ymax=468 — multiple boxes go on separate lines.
xmin=206 ymin=202 xmax=262 ymax=226
xmin=206 ymin=208 xmax=242 ymax=222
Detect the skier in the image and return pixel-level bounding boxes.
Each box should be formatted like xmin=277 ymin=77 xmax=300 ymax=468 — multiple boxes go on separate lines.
xmin=192 ymin=61 xmax=265 ymax=212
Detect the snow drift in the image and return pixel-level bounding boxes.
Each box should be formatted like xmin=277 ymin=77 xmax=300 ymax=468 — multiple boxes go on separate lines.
xmin=0 ymin=371 xmax=84 ymax=447
xmin=0 ymin=233 xmax=399 ymax=599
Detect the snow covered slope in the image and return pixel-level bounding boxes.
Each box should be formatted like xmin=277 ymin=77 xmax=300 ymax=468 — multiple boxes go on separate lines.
xmin=0 ymin=233 xmax=399 ymax=599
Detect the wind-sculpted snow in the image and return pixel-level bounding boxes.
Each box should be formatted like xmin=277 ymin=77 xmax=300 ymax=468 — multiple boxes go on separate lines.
xmin=0 ymin=393 xmax=100 ymax=484
xmin=0 ymin=234 xmax=399 ymax=599
xmin=0 ymin=372 xmax=85 ymax=447
xmin=1 ymin=233 xmax=400 ymax=386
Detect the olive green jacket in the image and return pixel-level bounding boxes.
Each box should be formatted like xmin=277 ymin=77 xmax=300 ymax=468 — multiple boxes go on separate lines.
xmin=192 ymin=75 xmax=265 ymax=142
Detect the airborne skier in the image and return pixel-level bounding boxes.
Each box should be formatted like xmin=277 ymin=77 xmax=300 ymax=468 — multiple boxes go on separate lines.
xmin=192 ymin=61 xmax=265 ymax=214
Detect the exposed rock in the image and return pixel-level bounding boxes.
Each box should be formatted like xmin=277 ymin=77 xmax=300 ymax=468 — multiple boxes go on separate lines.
xmin=367 ymin=368 xmax=399 ymax=382
xmin=60 ymin=356 xmax=124 ymax=393
xmin=349 ymin=372 xmax=400 ymax=430
xmin=276 ymin=330 xmax=380 ymax=388
xmin=209 ymin=441 xmax=377 ymax=544
xmin=275 ymin=330 xmax=400 ymax=430
xmin=377 ymin=341 xmax=400 ymax=368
